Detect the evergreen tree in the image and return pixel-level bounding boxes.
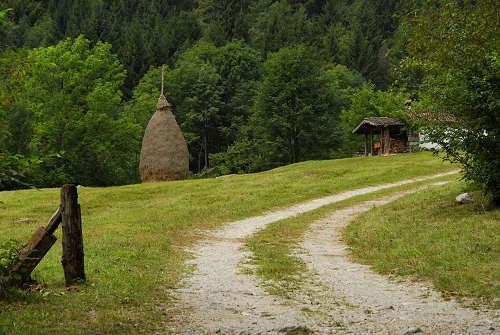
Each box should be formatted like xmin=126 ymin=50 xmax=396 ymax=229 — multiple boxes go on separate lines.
xmin=197 ymin=0 xmax=251 ymax=45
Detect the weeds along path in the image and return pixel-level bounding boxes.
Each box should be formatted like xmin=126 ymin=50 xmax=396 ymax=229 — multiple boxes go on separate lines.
xmin=166 ymin=171 xmax=489 ymax=334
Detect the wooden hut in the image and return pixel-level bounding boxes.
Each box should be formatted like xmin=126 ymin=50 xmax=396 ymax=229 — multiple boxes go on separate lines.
xmin=352 ymin=117 xmax=409 ymax=156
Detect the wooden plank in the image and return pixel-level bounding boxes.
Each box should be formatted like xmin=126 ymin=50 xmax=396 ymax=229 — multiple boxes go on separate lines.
xmin=6 ymin=227 xmax=57 ymax=286
xmin=45 ymin=208 xmax=62 ymax=235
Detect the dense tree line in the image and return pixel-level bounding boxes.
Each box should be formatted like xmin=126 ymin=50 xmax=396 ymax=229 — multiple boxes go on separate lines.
xmin=0 ymin=1 xmax=498 ymax=205
xmin=0 ymin=0 xmax=407 ymax=93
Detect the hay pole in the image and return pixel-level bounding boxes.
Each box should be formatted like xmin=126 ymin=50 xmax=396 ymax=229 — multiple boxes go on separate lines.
xmin=161 ymin=65 xmax=164 ymax=95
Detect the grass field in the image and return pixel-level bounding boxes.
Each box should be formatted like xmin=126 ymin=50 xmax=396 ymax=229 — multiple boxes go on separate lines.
xmin=0 ymin=152 xmax=457 ymax=334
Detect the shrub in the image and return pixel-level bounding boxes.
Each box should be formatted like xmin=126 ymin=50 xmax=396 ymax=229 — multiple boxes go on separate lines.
xmin=0 ymin=240 xmax=23 ymax=297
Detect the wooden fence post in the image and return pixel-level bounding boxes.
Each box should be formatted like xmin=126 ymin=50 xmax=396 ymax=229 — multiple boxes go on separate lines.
xmin=60 ymin=184 xmax=85 ymax=285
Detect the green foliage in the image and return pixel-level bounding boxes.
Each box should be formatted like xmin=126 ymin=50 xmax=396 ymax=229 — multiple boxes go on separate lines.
xmin=0 ymin=7 xmax=11 ymax=24
xmin=249 ymin=45 xmax=341 ymax=167
xmin=127 ymin=40 xmax=261 ymax=173
xmin=165 ymin=41 xmax=223 ymax=171
xmin=0 ymin=240 xmax=21 ymax=276
xmin=0 ymin=1 xmax=51 ymax=48
xmin=216 ymin=50 xmax=368 ymax=173
xmin=210 ymin=137 xmax=275 ymax=174
xmin=14 ymin=36 xmax=141 ymax=186
xmin=212 ymin=40 xmax=261 ymax=143
xmin=249 ymin=1 xmax=310 ymax=55
xmin=123 ymin=66 xmax=164 ymax=129
xmin=255 ymin=44 xmax=323 ymax=163
xmin=0 ymin=0 xmax=201 ymax=93
xmin=197 ymin=0 xmax=251 ymax=45
xmin=0 ymin=152 xmax=76 ymax=191
xmin=0 ymin=0 xmax=415 ymax=94
xmin=398 ymin=0 xmax=500 ymax=205
xmin=0 ymin=154 xmax=31 ymax=190
xmin=0 ymin=0 xmax=442 ymax=187
xmin=0 ymin=48 xmax=30 ymax=155
xmin=0 ymin=239 xmax=22 ymax=297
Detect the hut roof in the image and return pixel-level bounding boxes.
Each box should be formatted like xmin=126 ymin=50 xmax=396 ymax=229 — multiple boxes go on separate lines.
xmin=352 ymin=117 xmax=405 ymax=134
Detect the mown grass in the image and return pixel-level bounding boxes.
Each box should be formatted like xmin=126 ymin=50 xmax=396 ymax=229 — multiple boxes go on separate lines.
xmin=244 ymin=174 xmax=458 ymax=298
xmin=0 ymin=152 xmax=454 ymax=334
xmin=345 ymin=181 xmax=500 ymax=308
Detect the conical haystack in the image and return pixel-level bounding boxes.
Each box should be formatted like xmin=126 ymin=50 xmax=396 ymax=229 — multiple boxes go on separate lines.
xmin=139 ymin=94 xmax=189 ymax=182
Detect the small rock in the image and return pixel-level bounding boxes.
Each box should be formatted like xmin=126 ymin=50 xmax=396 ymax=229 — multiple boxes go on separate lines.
xmin=404 ymin=328 xmax=423 ymax=335
xmin=455 ymin=192 xmax=473 ymax=204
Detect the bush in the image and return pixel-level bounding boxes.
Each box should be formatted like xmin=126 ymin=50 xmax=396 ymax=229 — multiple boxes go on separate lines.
xmin=0 ymin=240 xmax=23 ymax=297
xmin=0 ymin=153 xmax=70 ymax=191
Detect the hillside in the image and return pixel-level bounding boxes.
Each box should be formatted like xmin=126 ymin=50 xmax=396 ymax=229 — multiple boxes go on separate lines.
xmin=0 ymin=152 xmax=461 ymax=334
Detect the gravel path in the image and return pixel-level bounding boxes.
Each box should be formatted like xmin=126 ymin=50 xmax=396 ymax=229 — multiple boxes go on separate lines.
xmin=297 ymin=188 xmax=499 ymax=334
xmin=166 ymin=172 xmax=498 ymax=334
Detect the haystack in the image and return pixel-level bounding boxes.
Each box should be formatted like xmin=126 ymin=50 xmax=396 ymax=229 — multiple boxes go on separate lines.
xmin=139 ymin=93 xmax=189 ymax=182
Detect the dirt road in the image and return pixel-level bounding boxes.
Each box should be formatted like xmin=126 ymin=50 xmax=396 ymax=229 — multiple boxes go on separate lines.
xmin=167 ymin=173 xmax=498 ymax=334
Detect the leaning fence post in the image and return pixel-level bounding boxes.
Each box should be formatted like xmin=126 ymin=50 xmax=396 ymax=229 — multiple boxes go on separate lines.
xmin=60 ymin=184 xmax=85 ymax=285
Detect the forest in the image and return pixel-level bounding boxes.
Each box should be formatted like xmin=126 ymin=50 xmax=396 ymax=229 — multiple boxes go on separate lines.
xmin=0 ymin=0 xmax=498 ymax=204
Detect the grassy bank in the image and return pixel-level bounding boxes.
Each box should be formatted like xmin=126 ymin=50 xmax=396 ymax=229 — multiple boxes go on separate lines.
xmin=0 ymin=152 xmax=454 ymax=334
xmin=345 ymin=182 xmax=499 ymax=308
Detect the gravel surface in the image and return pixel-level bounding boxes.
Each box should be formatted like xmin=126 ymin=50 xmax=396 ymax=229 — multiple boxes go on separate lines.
xmin=166 ymin=172 xmax=498 ymax=334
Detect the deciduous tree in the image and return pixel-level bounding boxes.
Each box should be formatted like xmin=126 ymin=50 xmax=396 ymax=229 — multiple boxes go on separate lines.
xmin=21 ymin=36 xmax=141 ymax=186
xmin=398 ymin=0 xmax=500 ymax=205
xmin=252 ymin=45 xmax=340 ymax=165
